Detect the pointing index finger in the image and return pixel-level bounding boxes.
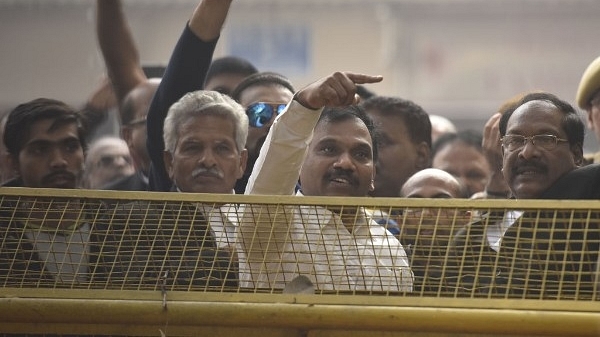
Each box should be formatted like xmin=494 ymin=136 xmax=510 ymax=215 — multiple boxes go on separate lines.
xmin=345 ymin=72 xmax=384 ymax=85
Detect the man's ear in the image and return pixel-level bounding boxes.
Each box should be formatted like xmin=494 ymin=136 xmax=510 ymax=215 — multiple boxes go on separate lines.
xmin=415 ymin=141 xmax=432 ymax=170
xmin=238 ymin=149 xmax=248 ymax=179
xmin=163 ymin=150 xmax=174 ymax=179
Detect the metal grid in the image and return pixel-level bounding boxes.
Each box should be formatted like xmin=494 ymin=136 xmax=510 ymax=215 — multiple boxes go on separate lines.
xmin=0 ymin=188 xmax=598 ymax=300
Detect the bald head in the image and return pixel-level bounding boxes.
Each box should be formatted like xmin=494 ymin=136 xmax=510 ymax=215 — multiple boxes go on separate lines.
xmin=121 ymin=78 xmax=160 ymax=125
xmin=400 ymin=168 xmax=466 ymax=198
xmin=119 ymin=78 xmax=160 ymax=172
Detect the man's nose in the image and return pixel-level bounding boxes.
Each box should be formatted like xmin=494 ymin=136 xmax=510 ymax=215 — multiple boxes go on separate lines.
xmin=332 ymin=152 xmax=354 ymax=169
xmin=517 ymin=140 xmax=541 ymax=159
xmin=49 ymin=148 xmax=68 ymax=169
xmin=198 ymin=149 xmax=217 ymax=166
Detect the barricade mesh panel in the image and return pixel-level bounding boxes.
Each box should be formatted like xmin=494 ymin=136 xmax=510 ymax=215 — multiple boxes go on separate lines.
xmin=0 ymin=188 xmax=598 ymax=336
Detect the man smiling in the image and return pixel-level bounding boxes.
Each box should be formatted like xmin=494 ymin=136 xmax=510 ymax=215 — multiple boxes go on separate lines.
xmin=451 ymin=92 xmax=600 ymax=299
xmin=238 ymin=71 xmax=413 ymax=292
xmin=499 ymin=93 xmax=584 ymax=199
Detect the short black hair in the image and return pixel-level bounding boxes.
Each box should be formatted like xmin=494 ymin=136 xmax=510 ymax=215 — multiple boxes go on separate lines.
xmin=360 ymin=96 xmax=431 ymax=149
xmin=317 ymin=105 xmax=379 ymax=162
xmin=356 ymin=85 xmax=377 ymax=100
xmin=204 ymin=56 xmax=258 ymax=88
xmin=499 ymin=92 xmax=584 ymax=148
xmin=432 ymin=129 xmax=483 ymax=157
xmin=3 ymin=98 xmax=87 ymax=156
xmin=230 ymin=71 xmax=295 ymax=102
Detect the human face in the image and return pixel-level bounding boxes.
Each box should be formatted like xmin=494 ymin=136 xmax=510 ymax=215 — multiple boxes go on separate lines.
xmin=204 ymin=73 xmax=249 ymax=96
xmin=238 ymin=84 xmax=294 ymax=163
xmin=586 ymin=91 xmax=600 ymax=143
xmin=10 ymin=118 xmax=84 ymax=188
xmin=368 ymin=111 xmax=429 ymax=197
xmin=399 ymin=207 xmax=464 ymax=251
xmin=432 ymin=141 xmax=490 ymax=197
xmin=163 ymin=114 xmax=247 ymax=194
xmin=299 ymin=117 xmax=375 ymax=197
xmin=502 ymin=100 xmax=582 ymax=199
xmin=85 ymin=139 xmax=135 ymax=189
xmin=399 ymin=170 xmax=467 ymax=249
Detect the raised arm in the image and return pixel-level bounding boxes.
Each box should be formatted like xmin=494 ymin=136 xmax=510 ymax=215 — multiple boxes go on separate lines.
xmin=245 ymin=72 xmax=383 ymax=195
xmin=146 ymin=0 xmax=233 ymax=191
xmin=96 ymin=0 xmax=147 ymax=104
xmin=482 ymin=112 xmax=511 ymax=198
xmin=189 ymin=0 xmax=233 ymax=41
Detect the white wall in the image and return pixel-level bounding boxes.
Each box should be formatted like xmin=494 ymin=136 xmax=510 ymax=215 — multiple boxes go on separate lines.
xmin=1 ymin=0 xmax=599 ymax=150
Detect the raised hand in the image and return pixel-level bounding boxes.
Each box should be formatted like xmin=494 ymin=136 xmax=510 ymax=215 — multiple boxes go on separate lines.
xmin=295 ymin=71 xmax=383 ymax=109
xmin=482 ymin=112 xmax=510 ymax=198
xmin=483 ymin=112 xmax=503 ymax=172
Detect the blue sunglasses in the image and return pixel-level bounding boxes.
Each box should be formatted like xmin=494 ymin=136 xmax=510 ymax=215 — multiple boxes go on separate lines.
xmin=246 ymin=102 xmax=287 ymax=128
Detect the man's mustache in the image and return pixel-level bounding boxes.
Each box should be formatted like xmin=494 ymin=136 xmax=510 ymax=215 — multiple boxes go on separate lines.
xmin=325 ymin=169 xmax=358 ymax=185
xmin=41 ymin=171 xmax=77 ymax=184
xmin=512 ymin=159 xmax=548 ymax=175
xmin=191 ymin=167 xmax=224 ymax=179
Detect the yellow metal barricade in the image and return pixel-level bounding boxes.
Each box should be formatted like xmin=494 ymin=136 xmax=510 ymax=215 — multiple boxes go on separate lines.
xmin=0 ymin=188 xmax=598 ymax=336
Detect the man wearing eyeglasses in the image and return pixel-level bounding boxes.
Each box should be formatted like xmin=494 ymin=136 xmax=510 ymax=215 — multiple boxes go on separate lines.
xmin=499 ymin=92 xmax=584 ymax=199
xmin=101 ymin=79 xmax=160 ymax=191
xmin=230 ymin=72 xmax=296 ymax=194
xmin=451 ymin=92 xmax=600 ymax=300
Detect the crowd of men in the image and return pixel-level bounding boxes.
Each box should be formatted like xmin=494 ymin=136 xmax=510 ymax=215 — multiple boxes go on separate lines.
xmin=1 ymin=0 xmax=599 ymax=299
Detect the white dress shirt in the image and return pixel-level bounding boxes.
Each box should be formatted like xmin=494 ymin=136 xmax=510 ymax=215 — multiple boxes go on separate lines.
xmin=237 ymin=100 xmax=413 ymax=292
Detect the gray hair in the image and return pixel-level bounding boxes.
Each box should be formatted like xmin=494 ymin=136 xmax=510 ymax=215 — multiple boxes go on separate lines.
xmin=163 ymin=90 xmax=248 ymax=153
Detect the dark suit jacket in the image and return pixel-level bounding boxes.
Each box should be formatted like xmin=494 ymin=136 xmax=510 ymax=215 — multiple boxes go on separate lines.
xmin=0 ymin=195 xmax=237 ymax=291
xmin=448 ymin=211 xmax=506 ymax=298
xmin=540 ymin=163 xmax=600 ymax=200
xmin=496 ymin=212 xmax=600 ymax=299
xmin=495 ymin=164 xmax=600 ymax=299
xmin=90 ymin=200 xmax=237 ymax=291
xmin=0 ymin=195 xmax=105 ymax=288
xmin=102 ymin=171 xmax=148 ymax=191
xmin=450 ymin=164 xmax=600 ymax=299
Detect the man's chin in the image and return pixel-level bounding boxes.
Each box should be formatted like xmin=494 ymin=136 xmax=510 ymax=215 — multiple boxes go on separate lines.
xmin=186 ymin=183 xmax=231 ymax=194
xmin=323 ymin=187 xmax=364 ymax=197
xmin=512 ymin=184 xmax=545 ymax=199
xmin=44 ymin=179 xmax=77 ymax=189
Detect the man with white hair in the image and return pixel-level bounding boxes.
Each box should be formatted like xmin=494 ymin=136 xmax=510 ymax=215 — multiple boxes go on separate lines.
xmin=92 ymin=0 xmax=242 ymax=290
